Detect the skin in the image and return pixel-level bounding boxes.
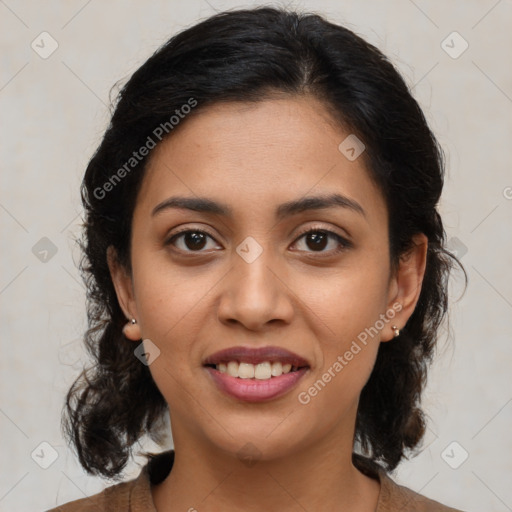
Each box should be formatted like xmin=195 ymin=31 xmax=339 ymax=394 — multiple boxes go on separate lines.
xmin=108 ymin=95 xmax=428 ymax=512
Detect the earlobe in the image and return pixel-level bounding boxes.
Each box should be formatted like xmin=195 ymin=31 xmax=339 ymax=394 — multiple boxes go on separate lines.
xmin=106 ymin=246 xmax=141 ymax=341
xmin=383 ymin=233 xmax=428 ymax=342
xmin=122 ymin=318 xmax=140 ymax=340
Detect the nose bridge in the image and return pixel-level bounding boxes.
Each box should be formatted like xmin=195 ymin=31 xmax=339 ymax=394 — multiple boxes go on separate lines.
xmin=233 ymin=237 xmax=280 ymax=306
xmin=217 ymin=236 xmax=293 ymax=329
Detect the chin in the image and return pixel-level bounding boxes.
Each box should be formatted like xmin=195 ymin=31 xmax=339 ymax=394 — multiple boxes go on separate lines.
xmin=196 ymin=415 xmax=311 ymax=463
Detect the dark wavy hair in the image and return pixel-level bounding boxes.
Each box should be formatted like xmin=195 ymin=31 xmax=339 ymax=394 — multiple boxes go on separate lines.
xmin=63 ymin=6 xmax=465 ymax=480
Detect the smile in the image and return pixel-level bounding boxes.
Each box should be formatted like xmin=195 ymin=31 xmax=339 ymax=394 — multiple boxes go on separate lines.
xmin=213 ymin=360 xmax=299 ymax=379
xmin=203 ymin=346 xmax=310 ymax=402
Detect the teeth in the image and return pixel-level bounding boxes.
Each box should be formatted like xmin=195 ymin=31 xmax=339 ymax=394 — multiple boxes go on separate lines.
xmin=271 ymin=361 xmax=283 ymax=376
xmin=255 ymin=362 xmax=271 ymax=380
xmin=238 ymin=362 xmax=255 ymax=379
xmin=227 ymin=361 xmax=239 ymax=377
xmin=215 ymin=360 xmax=299 ymax=379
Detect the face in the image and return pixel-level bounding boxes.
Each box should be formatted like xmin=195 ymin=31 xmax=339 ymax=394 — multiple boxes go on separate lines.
xmin=110 ymin=95 xmax=426 ymax=462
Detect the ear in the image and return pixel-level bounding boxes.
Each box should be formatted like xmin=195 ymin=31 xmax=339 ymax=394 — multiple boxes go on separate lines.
xmin=382 ymin=233 xmax=428 ymax=342
xmin=107 ymin=245 xmax=141 ymax=341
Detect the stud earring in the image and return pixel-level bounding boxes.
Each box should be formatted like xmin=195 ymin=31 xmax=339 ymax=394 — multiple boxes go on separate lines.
xmin=391 ymin=325 xmax=400 ymax=338
xmin=122 ymin=318 xmax=137 ymax=336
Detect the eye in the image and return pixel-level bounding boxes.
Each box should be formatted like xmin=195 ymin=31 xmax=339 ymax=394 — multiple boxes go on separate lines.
xmin=166 ymin=228 xmax=220 ymax=253
xmin=165 ymin=226 xmax=351 ymax=255
xmin=291 ymin=227 xmax=351 ymax=255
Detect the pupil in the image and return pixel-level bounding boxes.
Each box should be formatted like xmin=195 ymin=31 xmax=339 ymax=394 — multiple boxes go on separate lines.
xmin=307 ymin=232 xmax=327 ymax=251
xmin=186 ymin=232 xmax=206 ymax=250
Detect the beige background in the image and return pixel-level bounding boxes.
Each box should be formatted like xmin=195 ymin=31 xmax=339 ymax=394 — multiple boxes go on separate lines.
xmin=1 ymin=0 xmax=511 ymax=510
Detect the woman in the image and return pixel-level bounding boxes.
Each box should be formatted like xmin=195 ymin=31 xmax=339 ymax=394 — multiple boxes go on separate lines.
xmin=49 ymin=6 xmax=466 ymax=511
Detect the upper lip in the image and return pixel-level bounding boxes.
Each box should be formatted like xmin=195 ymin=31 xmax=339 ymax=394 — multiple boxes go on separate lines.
xmin=203 ymin=346 xmax=310 ymax=367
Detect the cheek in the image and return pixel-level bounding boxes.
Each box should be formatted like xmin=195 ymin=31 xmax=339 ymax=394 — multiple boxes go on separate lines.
xmin=294 ymin=261 xmax=388 ymax=408
xmin=297 ymin=260 xmax=390 ymax=345
xmin=296 ymin=309 xmax=382 ymax=433
xmin=131 ymin=250 xmax=213 ymax=344
xmin=130 ymin=258 xmax=207 ymax=413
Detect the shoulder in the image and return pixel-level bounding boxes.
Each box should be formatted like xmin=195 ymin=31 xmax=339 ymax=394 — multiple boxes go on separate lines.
xmin=45 ymin=451 xmax=172 ymax=512
xmin=45 ymin=466 xmax=153 ymax=512
xmin=378 ymin=471 xmax=466 ymax=512
xmin=353 ymin=454 xmax=465 ymax=511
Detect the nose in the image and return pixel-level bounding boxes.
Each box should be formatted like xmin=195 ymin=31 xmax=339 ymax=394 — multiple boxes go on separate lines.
xmin=217 ymin=248 xmax=295 ymax=331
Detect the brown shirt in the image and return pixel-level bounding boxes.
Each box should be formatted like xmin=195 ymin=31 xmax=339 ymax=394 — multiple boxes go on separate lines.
xmin=46 ymin=451 xmax=464 ymax=511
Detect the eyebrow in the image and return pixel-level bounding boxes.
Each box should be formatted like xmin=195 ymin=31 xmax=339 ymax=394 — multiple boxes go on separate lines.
xmin=151 ymin=193 xmax=366 ymax=220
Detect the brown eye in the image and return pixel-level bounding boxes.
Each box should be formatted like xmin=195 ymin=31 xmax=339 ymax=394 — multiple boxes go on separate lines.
xmin=166 ymin=227 xmax=351 ymax=256
xmin=166 ymin=230 xmax=219 ymax=252
xmin=304 ymin=231 xmax=329 ymax=251
xmin=293 ymin=229 xmax=351 ymax=254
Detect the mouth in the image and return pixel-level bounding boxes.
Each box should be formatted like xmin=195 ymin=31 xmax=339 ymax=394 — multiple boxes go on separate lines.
xmin=203 ymin=346 xmax=310 ymax=402
xmin=203 ymin=345 xmax=310 ymax=379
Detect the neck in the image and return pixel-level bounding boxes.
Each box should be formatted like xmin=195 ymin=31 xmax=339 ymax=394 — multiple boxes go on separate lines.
xmin=151 ymin=429 xmax=380 ymax=512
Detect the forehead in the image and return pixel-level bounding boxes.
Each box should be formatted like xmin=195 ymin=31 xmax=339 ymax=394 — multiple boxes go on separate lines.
xmin=136 ymin=96 xmax=387 ymax=228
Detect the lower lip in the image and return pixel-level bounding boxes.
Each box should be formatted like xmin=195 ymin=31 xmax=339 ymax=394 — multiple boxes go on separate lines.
xmin=205 ymin=367 xmax=308 ymax=402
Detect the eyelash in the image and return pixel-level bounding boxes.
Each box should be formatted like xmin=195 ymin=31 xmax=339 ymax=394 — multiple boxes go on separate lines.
xmin=165 ymin=225 xmax=352 ymax=256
